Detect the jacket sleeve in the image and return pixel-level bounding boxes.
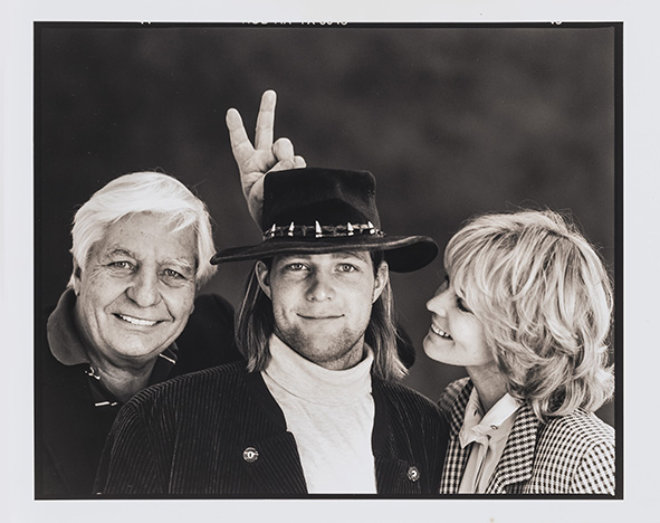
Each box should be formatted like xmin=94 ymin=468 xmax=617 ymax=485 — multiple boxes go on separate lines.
xmin=570 ymin=440 xmax=615 ymax=495
xmin=94 ymin=401 xmax=169 ymax=497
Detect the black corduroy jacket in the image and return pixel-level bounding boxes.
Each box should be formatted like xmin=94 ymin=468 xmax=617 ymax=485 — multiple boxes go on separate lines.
xmin=95 ymin=361 xmax=448 ymax=497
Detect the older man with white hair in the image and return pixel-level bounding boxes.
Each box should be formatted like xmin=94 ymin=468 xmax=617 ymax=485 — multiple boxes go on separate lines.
xmin=36 ymin=171 xmax=241 ymax=498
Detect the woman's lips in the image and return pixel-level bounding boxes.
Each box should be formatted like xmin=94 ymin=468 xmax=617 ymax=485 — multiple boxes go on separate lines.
xmin=430 ymin=324 xmax=452 ymax=339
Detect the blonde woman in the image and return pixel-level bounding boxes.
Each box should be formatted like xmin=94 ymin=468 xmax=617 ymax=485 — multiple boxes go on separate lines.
xmin=425 ymin=210 xmax=615 ymax=494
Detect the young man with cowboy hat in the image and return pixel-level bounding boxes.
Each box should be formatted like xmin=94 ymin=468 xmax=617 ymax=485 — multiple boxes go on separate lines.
xmin=94 ymin=94 xmax=448 ymax=497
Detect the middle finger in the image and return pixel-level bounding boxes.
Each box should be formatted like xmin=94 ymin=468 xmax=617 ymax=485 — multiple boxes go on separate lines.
xmin=254 ymin=90 xmax=277 ymax=151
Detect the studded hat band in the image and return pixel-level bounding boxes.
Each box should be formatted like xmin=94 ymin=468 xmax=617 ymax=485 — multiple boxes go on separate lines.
xmin=263 ymin=220 xmax=383 ymax=240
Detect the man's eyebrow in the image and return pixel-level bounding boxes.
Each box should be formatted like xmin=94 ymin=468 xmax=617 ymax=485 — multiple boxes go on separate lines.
xmin=331 ymin=250 xmax=370 ymax=261
xmin=103 ymin=247 xmax=136 ymax=259
xmin=162 ymin=258 xmax=196 ymax=272
xmin=276 ymin=254 xmax=311 ymax=262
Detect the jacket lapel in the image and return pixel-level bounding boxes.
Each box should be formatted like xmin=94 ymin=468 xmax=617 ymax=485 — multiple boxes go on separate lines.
xmin=242 ymin=371 xmax=308 ymax=494
xmin=371 ymin=378 xmax=425 ymax=495
xmin=486 ymin=403 xmax=540 ymax=494
xmin=439 ymin=379 xmax=473 ymax=494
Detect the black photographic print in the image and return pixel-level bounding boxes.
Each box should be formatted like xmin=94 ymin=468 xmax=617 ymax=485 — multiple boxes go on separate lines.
xmin=24 ymin=17 xmax=632 ymax=523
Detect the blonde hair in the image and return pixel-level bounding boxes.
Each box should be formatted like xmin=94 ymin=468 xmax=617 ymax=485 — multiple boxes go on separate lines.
xmin=445 ymin=209 xmax=614 ymax=420
xmin=69 ymin=171 xmax=216 ymax=288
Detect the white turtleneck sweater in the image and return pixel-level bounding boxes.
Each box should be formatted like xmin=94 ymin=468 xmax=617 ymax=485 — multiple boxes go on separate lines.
xmin=261 ymin=334 xmax=377 ymax=494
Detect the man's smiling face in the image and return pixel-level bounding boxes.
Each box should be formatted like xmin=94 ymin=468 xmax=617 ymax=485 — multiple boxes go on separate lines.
xmin=73 ymin=212 xmax=197 ymax=368
xmin=256 ymin=251 xmax=388 ymax=370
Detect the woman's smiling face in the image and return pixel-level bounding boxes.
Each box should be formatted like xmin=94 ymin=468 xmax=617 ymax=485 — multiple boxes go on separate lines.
xmin=423 ymin=274 xmax=494 ymax=369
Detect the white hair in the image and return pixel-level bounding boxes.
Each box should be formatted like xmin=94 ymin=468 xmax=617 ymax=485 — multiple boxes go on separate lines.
xmin=69 ymin=171 xmax=216 ymax=288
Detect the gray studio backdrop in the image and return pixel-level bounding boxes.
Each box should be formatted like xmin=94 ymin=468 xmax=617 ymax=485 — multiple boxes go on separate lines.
xmin=36 ymin=24 xmax=616 ymax=425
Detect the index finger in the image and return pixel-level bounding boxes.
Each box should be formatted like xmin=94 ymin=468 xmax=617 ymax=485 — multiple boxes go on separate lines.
xmin=226 ymin=108 xmax=256 ymax=166
xmin=254 ymin=90 xmax=277 ymax=151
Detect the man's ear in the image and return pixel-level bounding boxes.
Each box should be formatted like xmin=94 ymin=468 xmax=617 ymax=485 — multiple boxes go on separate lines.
xmin=255 ymin=260 xmax=272 ymax=299
xmin=372 ymin=260 xmax=389 ymax=303
xmin=72 ymin=260 xmax=82 ymax=296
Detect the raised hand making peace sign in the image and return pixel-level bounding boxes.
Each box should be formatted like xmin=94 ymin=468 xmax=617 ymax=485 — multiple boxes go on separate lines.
xmin=226 ymin=90 xmax=306 ymax=226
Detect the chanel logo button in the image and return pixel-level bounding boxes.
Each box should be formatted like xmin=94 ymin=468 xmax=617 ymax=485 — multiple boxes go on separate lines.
xmin=407 ymin=466 xmax=420 ymax=482
xmin=242 ymin=447 xmax=259 ymax=463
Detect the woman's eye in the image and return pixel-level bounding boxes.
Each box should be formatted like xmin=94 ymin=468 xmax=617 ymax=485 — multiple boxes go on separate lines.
xmin=338 ymin=263 xmax=357 ymax=273
xmin=285 ymin=263 xmax=307 ymax=272
xmin=456 ymin=297 xmax=472 ymax=313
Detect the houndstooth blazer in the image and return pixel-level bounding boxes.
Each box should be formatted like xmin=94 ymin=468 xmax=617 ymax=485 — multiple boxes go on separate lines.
xmin=437 ymin=378 xmax=615 ymax=495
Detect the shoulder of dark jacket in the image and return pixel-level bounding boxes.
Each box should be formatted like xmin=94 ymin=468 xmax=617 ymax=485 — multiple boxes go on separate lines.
xmin=373 ymin=376 xmax=444 ymax=421
xmin=121 ymin=360 xmax=249 ymax=414
xmin=193 ymin=293 xmax=234 ymax=318
xmin=437 ymin=377 xmax=471 ymax=414
xmin=173 ymin=293 xmax=242 ymax=372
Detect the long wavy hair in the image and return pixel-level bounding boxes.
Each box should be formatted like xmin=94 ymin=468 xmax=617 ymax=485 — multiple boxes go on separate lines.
xmin=236 ymin=251 xmax=407 ymax=381
xmin=445 ymin=209 xmax=614 ymax=420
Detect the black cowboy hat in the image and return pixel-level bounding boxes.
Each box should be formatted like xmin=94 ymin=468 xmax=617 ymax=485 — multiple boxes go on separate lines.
xmin=211 ymin=167 xmax=438 ymax=272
